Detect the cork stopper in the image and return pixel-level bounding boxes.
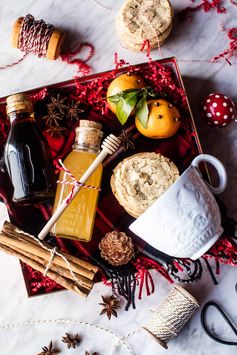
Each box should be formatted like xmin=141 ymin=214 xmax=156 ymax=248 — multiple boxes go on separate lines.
xmin=6 ymin=93 xmax=33 ymax=115
xmin=11 ymin=16 xmax=65 ymax=60
xmin=75 ymin=120 xmax=103 ymax=152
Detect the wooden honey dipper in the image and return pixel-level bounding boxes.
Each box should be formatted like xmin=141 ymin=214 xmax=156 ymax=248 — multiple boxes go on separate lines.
xmin=38 ymin=134 xmax=121 ymax=240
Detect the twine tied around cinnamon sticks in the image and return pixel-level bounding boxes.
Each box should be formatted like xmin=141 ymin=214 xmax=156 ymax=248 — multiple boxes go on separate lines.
xmin=44 ymin=246 xmax=57 ymax=276
xmin=24 ymin=231 xmax=87 ymax=287
xmin=0 ymin=221 xmax=98 ymax=297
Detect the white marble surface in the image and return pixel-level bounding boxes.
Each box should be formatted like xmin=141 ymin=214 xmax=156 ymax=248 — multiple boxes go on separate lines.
xmin=0 ymin=0 xmax=237 ymax=354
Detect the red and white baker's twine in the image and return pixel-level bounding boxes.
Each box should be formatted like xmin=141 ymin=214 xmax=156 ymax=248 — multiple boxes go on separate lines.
xmin=0 ymin=14 xmax=94 ymax=75
xmin=18 ymin=14 xmax=55 ymax=57
xmin=57 ymin=159 xmax=100 ymax=204
xmin=0 ymin=14 xmax=54 ymax=69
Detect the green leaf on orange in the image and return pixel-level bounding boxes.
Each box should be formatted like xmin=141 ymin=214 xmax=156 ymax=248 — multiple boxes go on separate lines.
xmin=107 ymin=88 xmax=140 ymax=103
xmin=107 ymin=87 xmax=157 ymax=126
xmin=136 ymin=95 xmax=149 ymax=128
xmin=116 ymin=98 xmax=134 ymax=125
xmin=113 ymin=90 xmax=141 ymax=125
xmin=107 ymin=95 xmax=121 ymax=103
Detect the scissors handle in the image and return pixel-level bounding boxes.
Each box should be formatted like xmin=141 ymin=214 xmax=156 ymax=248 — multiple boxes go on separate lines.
xmin=201 ymin=301 xmax=237 ymax=346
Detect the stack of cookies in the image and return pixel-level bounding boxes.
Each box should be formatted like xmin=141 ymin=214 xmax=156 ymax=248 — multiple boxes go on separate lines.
xmin=111 ymin=152 xmax=179 ymax=218
xmin=116 ymin=0 xmax=174 ymax=51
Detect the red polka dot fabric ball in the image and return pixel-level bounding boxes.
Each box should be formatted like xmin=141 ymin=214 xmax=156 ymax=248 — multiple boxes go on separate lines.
xmin=201 ymin=93 xmax=236 ymax=127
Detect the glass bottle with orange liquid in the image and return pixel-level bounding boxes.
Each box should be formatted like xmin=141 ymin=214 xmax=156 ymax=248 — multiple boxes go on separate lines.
xmin=50 ymin=120 xmax=103 ymax=241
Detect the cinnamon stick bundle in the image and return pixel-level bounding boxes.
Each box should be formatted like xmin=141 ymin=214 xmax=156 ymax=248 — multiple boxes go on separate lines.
xmin=0 ymin=221 xmax=98 ymax=297
xmin=13 ymin=245 xmax=94 ymax=290
xmin=3 ymin=221 xmax=98 ymax=274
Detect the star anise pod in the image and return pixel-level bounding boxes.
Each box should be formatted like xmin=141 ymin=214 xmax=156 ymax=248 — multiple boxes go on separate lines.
xmin=85 ymin=352 xmax=98 ymax=355
xmin=43 ymin=111 xmax=62 ymax=126
xmin=99 ymin=295 xmax=120 ymax=320
xmin=62 ymin=333 xmax=80 ymax=349
xmin=46 ymin=126 xmax=66 ymax=137
xmin=47 ymin=94 xmax=68 ymax=114
xmin=66 ymin=101 xmax=83 ymax=121
xmin=119 ymin=130 xmax=135 ymax=151
xmin=38 ymin=341 xmax=60 ymax=355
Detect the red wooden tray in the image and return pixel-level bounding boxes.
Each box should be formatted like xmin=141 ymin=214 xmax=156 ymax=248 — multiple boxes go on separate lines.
xmin=0 ymin=57 xmax=203 ymax=297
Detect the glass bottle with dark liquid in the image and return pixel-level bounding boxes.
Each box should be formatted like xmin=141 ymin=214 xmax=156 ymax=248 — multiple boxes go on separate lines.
xmin=4 ymin=93 xmax=56 ymax=204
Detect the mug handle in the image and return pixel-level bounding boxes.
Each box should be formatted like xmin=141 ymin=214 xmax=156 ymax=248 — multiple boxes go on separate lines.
xmin=191 ymin=154 xmax=227 ymax=194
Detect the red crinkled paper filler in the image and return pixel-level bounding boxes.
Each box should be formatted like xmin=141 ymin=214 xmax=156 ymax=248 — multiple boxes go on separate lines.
xmin=30 ymin=88 xmax=48 ymax=103
xmin=178 ymin=2 xmax=237 ymax=64
xmin=74 ymin=53 xmax=188 ymax=117
xmin=212 ymin=25 xmax=237 ymax=63
xmin=22 ymin=264 xmax=63 ymax=295
xmin=179 ymin=0 xmax=226 ymax=20
xmin=204 ymin=236 xmax=237 ymax=266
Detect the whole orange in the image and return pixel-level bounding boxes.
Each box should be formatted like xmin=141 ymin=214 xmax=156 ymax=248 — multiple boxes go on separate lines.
xmin=135 ymin=99 xmax=181 ymax=139
xmin=107 ymin=73 xmax=146 ymax=114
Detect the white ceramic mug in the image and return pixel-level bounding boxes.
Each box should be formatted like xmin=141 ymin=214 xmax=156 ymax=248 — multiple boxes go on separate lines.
xmin=129 ymin=154 xmax=227 ymax=260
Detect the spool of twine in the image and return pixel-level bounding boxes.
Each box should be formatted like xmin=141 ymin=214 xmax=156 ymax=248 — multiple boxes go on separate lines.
xmin=11 ymin=14 xmax=65 ymax=60
xmin=1 ymin=13 xmax=94 ymax=75
xmin=142 ymin=285 xmax=200 ymax=349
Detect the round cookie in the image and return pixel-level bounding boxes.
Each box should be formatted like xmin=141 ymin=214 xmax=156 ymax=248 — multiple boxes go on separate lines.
xmin=111 ymin=152 xmax=179 ymax=218
xmin=119 ymin=0 xmax=173 ymax=39
xmin=116 ymin=22 xmax=172 ymax=51
xmin=116 ymin=0 xmax=173 ymax=51
xmin=116 ymin=3 xmax=173 ymax=42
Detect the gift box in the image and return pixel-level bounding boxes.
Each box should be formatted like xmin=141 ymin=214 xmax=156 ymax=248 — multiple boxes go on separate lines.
xmin=0 ymin=57 xmax=236 ymax=308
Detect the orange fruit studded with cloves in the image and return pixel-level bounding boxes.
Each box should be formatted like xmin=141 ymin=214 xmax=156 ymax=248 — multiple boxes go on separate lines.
xmin=107 ymin=73 xmax=146 ymax=114
xmin=135 ymin=99 xmax=181 ymax=139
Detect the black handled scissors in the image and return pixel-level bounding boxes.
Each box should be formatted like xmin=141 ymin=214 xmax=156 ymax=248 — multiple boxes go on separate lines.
xmin=201 ymin=288 xmax=237 ymax=346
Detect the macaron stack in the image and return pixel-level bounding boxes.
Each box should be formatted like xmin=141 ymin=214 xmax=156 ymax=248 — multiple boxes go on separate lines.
xmin=116 ymin=0 xmax=174 ymax=51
